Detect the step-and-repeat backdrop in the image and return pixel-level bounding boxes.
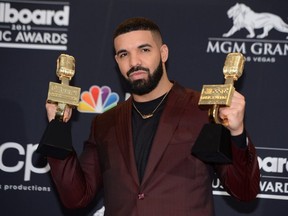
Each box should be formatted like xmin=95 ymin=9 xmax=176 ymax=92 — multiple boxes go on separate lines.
xmin=1 ymin=0 xmax=287 ymax=215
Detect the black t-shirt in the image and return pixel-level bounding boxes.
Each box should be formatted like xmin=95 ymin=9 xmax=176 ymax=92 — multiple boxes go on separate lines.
xmin=132 ymin=94 xmax=167 ymax=183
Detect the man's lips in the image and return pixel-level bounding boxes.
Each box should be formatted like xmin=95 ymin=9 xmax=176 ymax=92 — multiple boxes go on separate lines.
xmin=127 ymin=66 xmax=149 ymax=76
xmin=128 ymin=70 xmax=147 ymax=80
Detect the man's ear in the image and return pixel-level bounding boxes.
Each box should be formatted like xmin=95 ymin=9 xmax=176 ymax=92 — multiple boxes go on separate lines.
xmin=160 ymin=44 xmax=169 ymax=62
xmin=114 ymin=55 xmax=119 ymax=64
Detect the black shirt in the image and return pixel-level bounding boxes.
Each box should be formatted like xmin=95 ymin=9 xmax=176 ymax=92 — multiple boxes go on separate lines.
xmin=132 ymin=93 xmax=167 ymax=183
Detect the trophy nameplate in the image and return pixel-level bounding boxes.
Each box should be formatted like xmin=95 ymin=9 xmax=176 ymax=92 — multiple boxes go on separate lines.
xmin=47 ymin=82 xmax=80 ymax=107
xmin=37 ymin=54 xmax=81 ymax=159
xmin=192 ymin=53 xmax=245 ymax=163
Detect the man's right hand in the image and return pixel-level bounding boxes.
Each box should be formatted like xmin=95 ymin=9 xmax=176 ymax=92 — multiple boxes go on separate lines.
xmin=46 ymin=103 xmax=72 ymax=123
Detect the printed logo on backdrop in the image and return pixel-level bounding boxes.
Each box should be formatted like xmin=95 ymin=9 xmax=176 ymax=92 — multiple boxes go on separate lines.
xmin=77 ymin=85 xmax=119 ymax=113
xmin=207 ymin=3 xmax=288 ymax=63
xmin=94 ymin=206 xmax=105 ymax=216
xmin=0 ymin=142 xmax=51 ymax=193
xmin=213 ymin=147 xmax=288 ymax=200
xmin=0 ymin=0 xmax=70 ymax=50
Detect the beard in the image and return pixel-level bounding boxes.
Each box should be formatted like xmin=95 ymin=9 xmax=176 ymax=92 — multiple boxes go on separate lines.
xmin=125 ymin=61 xmax=163 ymax=95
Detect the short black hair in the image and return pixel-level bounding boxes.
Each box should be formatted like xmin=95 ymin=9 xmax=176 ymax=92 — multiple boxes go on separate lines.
xmin=113 ymin=17 xmax=162 ymax=42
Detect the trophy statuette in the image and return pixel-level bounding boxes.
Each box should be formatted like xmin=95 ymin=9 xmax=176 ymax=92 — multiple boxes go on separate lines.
xmin=37 ymin=54 xmax=81 ymax=159
xmin=192 ymin=52 xmax=245 ymax=163
xmin=47 ymin=54 xmax=80 ymax=120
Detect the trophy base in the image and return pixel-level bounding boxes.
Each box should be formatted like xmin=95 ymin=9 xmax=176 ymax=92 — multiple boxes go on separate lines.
xmin=37 ymin=119 xmax=73 ymax=160
xmin=192 ymin=123 xmax=232 ymax=164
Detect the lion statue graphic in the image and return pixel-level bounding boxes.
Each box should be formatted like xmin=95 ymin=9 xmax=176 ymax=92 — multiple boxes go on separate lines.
xmin=223 ymin=3 xmax=288 ymax=39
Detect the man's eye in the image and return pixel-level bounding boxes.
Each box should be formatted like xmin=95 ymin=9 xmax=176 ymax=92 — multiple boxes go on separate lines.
xmin=119 ymin=53 xmax=127 ymax=58
xmin=142 ymin=48 xmax=150 ymax=52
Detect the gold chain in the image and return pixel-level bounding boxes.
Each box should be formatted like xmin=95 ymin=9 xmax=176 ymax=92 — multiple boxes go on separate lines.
xmin=132 ymin=91 xmax=169 ymax=119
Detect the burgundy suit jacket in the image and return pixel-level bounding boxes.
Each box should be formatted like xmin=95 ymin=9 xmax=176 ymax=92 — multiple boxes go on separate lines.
xmin=48 ymin=83 xmax=260 ymax=216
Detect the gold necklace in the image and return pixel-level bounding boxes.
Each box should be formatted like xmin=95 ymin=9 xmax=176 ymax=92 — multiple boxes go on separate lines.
xmin=132 ymin=91 xmax=169 ymax=119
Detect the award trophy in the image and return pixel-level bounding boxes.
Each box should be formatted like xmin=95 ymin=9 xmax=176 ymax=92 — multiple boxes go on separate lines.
xmin=192 ymin=52 xmax=245 ymax=163
xmin=37 ymin=54 xmax=81 ymax=159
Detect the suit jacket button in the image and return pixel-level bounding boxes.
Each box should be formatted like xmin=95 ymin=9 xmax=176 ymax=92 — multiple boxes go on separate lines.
xmin=138 ymin=193 xmax=145 ymax=200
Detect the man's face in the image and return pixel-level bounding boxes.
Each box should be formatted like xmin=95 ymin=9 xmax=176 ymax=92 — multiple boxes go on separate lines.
xmin=114 ymin=30 xmax=167 ymax=95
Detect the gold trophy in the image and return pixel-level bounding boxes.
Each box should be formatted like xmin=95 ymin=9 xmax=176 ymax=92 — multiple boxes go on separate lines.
xmin=47 ymin=54 xmax=80 ymax=120
xmin=192 ymin=53 xmax=245 ymax=163
xmin=37 ymin=54 xmax=81 ymax=159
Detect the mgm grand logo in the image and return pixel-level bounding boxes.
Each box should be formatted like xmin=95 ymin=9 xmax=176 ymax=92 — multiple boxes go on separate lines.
xmin=207 ymin=3 xmax=288 ymax=63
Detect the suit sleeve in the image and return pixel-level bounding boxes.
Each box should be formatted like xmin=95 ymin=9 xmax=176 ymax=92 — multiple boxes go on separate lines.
xmin=47 ymin=117 xmax=103 ymax=209
xmin=214 ymin=135 xmax=260 ymax=201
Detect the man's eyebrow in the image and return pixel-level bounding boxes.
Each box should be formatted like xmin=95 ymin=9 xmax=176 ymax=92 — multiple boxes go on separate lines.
xmin=116 ymin=44 xmax=153 ymax=56
xmin=138 ymin=43 xmax=152 ymax=49
xmin=116 ymin=49 xmax=126 ymax=56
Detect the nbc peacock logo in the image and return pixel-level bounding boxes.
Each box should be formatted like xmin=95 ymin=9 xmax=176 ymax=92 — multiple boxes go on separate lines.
xmin=77 ymin=85 xmax=119 ymax=113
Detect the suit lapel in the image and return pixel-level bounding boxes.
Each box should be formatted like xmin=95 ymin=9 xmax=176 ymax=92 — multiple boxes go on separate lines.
xmin=141 ymin=83 xmax=190 ymax=185
xmin=115 ymin=97 xmax=140 ymax=185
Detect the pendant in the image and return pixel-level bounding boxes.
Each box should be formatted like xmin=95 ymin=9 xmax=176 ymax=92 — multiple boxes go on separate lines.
xmin=142 ymin=113 xmax=153 ymax=119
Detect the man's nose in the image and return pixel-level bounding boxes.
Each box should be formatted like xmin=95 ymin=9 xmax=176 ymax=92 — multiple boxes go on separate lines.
xmin=129 ymin=53 xmax=141 ymax=67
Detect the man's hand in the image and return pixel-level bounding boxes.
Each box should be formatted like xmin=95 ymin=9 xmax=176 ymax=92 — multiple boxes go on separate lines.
xmin=218 ymin=91 xmax=245 ymax=136
xmin=46 ymin=103 xmax=72 ymax=123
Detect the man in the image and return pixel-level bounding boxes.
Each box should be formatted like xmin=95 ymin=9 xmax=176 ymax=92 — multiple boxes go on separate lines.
xmin=44 ymin=17 xmax=260 ymax=216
